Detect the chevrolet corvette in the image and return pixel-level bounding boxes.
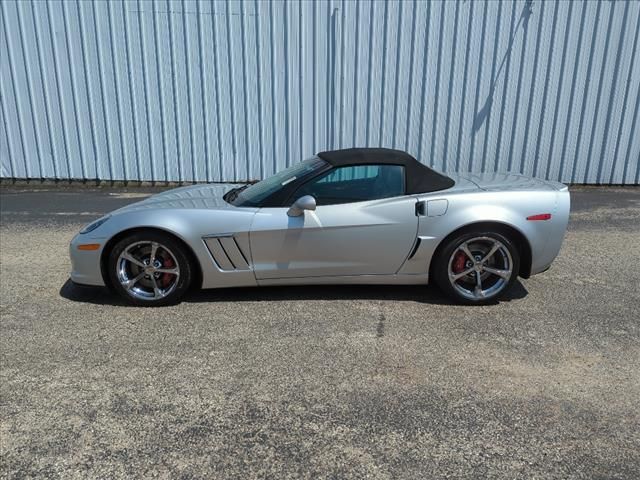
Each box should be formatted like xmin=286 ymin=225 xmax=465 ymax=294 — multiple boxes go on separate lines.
xmin=69 ymin=148 xmax=570 ymax=306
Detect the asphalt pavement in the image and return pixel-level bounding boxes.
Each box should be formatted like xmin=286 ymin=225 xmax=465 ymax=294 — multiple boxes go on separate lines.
xmin=1 ymin=184 xmax=639 ymax=479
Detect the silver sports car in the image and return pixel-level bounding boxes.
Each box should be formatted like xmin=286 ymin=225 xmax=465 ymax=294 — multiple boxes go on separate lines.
xmin=69 ymin=148 xmax=570 ymax=306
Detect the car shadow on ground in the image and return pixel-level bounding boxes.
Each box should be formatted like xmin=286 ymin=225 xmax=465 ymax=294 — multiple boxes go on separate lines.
xmin=59 ymin=278 xmax=528 ymax=307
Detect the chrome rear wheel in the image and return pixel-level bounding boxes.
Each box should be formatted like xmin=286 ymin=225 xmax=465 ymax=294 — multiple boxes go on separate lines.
xmin=447 ymin=236 xmax=513 ymax=301
xmin=434 ymin=230 xmax=520 ymax=304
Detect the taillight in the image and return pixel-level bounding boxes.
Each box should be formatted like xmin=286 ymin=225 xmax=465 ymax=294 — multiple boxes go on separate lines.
xmin=526 ymin=213 xmax=552 ymax=221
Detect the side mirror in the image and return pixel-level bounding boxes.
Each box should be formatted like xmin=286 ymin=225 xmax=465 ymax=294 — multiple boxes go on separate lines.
xmin=287 ymin=195 xmax=316 ymax=217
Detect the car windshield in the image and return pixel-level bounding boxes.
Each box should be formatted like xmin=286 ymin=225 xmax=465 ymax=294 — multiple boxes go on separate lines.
xmin=228 ymin=157 xmax=328 ymax=207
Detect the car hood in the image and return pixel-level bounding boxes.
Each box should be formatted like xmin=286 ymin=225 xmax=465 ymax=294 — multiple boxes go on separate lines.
xmin=112 ymin=183 xmax=247 ymax=214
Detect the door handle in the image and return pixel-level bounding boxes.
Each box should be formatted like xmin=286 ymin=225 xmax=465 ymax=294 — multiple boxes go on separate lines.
xmin=415 ymin=200 xmax=426 ymax=216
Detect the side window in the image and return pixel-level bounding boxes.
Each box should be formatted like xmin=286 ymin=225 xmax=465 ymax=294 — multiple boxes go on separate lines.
xmin=292 ymin=164 xmax=405 ymax=206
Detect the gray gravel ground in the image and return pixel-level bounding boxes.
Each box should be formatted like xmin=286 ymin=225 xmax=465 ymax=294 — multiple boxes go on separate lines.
xmin=1 ymin=185 xmax=639 ymax=479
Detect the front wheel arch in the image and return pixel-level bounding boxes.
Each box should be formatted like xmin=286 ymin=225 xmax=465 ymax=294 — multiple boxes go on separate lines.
xmin=429 ymin=221 xmax=532 ymax=281
xmin=100 ymin=227 xmax=203 ymax=292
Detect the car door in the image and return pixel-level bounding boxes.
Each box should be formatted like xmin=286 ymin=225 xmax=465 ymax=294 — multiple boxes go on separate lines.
xmin=249 ymin=164 xmax=419 ymax=279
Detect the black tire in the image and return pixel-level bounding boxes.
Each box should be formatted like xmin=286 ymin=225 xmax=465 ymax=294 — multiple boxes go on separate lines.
xmin=107 ymin=230 xmax=194 ymax=306
xmin=433 ymin=229 xmax=520 ymax=305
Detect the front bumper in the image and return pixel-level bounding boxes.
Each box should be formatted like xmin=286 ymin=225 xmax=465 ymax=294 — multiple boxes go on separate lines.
xmin=69 ymin=233 xmax=106 ymax=286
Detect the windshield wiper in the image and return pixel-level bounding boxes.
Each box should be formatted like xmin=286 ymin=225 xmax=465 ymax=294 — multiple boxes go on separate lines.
xmin=224 ymin=184 xmax=249 ymax=203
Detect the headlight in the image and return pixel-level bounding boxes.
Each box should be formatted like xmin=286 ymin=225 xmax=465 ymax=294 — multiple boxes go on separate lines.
xmin=80 ymin=215 xmax=110 ymax=234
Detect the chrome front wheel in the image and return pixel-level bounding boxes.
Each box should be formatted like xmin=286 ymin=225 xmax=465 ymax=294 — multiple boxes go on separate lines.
xmin=116 ymin=241 xmax=180 ymax=301
xmin=108 ymin=231 xmax=193 ymax=306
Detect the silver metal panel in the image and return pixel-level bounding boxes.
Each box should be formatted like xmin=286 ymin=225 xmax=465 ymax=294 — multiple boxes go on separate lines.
xmin=257 ymin=273 xmax=429 ymax=287
xmin=427 ymin=199 xmax=448 ymax=217
xmin=249 ymin=195 xmax=418 ymax=279
xmin=2 ymin=0 xmax=639 ymax=184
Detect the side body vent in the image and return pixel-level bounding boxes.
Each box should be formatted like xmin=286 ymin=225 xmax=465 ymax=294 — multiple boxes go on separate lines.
xmin=203 ymin=235 xmax=251 ymax=271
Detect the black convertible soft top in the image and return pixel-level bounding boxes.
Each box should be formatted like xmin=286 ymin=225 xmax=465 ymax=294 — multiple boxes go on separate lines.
xmin=317 ymin=148 xmax=455 ymax=194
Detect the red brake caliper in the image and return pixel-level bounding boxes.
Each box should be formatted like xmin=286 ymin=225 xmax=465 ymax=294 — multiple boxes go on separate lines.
xmin=161 ymin=255 xmax=175 ymax=287
xmin=452 ymin=251 xmax=467 ymax=274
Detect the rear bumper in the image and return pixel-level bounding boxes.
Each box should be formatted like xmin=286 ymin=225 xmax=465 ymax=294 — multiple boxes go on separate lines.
xmin=529 ymin=189 xmax=571 ymax=275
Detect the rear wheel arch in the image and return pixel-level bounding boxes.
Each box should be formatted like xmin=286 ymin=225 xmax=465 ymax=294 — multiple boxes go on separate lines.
xmin=429 ymin=221 xmax=532 ymax=280
xmin=100 ymin=227 xmax=203 ymax=291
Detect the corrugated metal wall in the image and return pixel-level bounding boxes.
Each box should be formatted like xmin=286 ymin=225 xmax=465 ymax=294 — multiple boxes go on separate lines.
xmin=1 ymin=0 xmax=638 ymax=184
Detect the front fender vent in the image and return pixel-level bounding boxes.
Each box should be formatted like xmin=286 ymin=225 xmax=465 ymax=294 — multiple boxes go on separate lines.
xmin=203 ymin=235 xmax=250 ymax=271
